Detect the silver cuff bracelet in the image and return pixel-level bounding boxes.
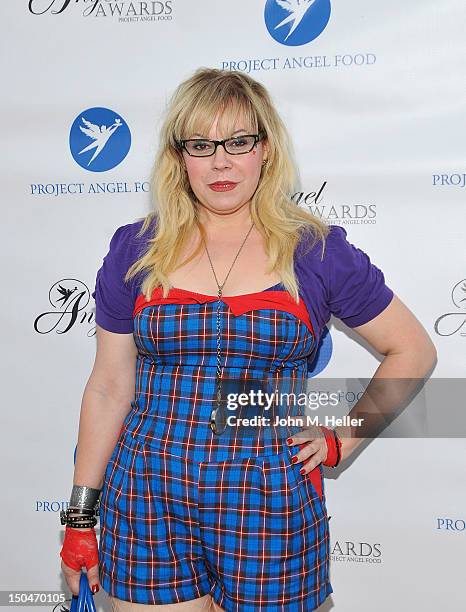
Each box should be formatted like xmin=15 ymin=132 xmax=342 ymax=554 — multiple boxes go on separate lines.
xmin=70 ymin=485 xmax=101 ymax=510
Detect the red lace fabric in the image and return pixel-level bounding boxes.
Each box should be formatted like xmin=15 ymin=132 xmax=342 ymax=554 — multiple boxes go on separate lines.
xmin=60 ymin=525 xmax=99 ymax=571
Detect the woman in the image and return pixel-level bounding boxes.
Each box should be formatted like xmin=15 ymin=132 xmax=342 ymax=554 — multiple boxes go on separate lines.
xmin=59 ymin=68 xmax=437 ymax=611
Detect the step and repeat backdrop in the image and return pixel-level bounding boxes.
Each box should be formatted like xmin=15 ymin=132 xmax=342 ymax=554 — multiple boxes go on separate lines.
xmin=3 ymin=1 xmax=465 ymax=611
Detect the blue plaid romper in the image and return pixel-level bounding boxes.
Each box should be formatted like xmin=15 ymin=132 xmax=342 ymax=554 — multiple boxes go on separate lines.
xmin=98 ymin=282 xmax=333 ymax=611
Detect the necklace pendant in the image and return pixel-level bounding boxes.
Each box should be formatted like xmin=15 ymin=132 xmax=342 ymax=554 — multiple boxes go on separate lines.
xmin=210 ymin=404 xmax=225 ymax=435
xmin=209 ymin=408 xmax=218 ymax=434
xmin=210 ymin=378 xmax=226 ymax=435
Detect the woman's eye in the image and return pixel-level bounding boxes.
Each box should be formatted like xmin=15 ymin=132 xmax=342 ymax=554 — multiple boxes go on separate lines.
xmin=230 ymin=139 xmax=247 ymax=147
xmin=193 ymin=142 xmax=210 ymax=150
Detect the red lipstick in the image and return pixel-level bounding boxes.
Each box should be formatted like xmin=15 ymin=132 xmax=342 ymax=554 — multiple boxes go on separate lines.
xmin=208 ymin=181 xmax=238 ymax=192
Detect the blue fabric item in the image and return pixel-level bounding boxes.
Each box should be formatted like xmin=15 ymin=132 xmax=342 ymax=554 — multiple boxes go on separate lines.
xmin=100 ymin=435 xmax=331 ymax=610
xmin=98 ymin=293 xmax=332 ymax=610
xmin=70 ymin=573 xmax=96 ymax=612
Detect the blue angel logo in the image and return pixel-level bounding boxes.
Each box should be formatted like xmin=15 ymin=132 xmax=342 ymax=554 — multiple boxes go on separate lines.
xmin=275 ymin=0 xmax=317 ymax=41
xmin=264 ymin=0 xmax=331 ymax=46
xmin=78 ymin=116 xmax=122 ymax=166
xmin=69 ymin=107 xmax=131 ymax=172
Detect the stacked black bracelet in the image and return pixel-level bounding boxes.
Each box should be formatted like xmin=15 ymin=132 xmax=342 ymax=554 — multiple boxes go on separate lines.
xmin=60 ymin=485 xmax=101 ymax=528
xmin=60 ymin=506 xmax=99 ymax=528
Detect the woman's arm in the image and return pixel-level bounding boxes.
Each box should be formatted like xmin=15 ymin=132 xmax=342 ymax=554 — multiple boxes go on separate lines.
xmin=60 ymin=325 xmax=138 ymax=596
xmin=290 ymin=294 xmax=438 ymax=472
xmin=335 ymin=293 xmax=438 ymax=460
xmin=74 ymin=325 xmax=138 ymax=489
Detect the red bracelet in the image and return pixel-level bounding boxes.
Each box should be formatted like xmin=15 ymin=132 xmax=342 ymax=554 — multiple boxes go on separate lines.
xmin=320 ymin=426 xmax=342 ymax=467
xmin=332 ymin=428 xmax=342 ymax=467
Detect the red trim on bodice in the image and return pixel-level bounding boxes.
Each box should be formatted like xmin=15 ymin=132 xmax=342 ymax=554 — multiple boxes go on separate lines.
xmin=133 ymin=286 xmax=314 ymax=336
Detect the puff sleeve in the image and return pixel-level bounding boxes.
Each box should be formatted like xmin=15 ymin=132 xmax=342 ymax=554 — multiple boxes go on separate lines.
xmin=91 ymin=225 xmax=135 ymax=333
xmin=325 ymin=225 xmax=394 ymax=327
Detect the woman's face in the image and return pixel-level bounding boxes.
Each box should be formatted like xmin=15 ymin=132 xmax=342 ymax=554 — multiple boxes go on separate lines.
xmin=181 ymin=113 xmax=268 ymax=217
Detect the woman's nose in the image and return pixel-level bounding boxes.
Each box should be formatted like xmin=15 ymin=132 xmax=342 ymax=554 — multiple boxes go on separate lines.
xmin=212 ymin=144 xmax=232 ymax=169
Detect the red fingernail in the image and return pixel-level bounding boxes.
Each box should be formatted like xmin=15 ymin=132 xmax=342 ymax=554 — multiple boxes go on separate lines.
xmin=299 ymin=468 xmax=306 ymax=474
xmin=291 ymin=456 xmax=298 ymax=464
xmin=91 ymin=585 xmax=99 ymax=594
xmin=286 ymin=438 xmax=293 ymax=445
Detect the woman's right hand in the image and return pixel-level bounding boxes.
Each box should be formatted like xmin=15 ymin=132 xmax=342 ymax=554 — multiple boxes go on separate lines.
xmin=60 ymin=526 xmax=100 ymax=596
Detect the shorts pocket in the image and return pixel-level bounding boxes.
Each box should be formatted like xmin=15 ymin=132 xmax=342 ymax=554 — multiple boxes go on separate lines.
xmin=282 ymin=446 xmax=328 ymax=519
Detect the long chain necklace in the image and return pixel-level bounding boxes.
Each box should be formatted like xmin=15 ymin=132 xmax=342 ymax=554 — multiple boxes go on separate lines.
xmin=202 ymin=221 xmax=255 ymax=435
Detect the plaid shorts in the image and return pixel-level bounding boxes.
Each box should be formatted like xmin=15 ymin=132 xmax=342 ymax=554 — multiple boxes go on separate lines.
xmin=98 ymin=287 xmax=333 ymax=611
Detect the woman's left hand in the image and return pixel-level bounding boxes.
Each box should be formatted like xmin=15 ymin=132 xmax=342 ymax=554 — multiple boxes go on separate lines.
xmin=286 ymin=425 xmax=328 ymax=474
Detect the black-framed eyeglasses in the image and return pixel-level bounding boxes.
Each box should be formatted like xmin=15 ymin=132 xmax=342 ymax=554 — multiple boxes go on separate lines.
xmin=176 ymin=133 xmax=264 ymax=157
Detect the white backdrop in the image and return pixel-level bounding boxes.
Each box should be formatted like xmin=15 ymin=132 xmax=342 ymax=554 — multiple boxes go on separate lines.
xmin=2 ymin=1 xmax=465 ymax=611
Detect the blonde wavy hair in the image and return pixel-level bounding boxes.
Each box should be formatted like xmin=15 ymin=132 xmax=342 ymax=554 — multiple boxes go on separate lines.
xmin=126 ymin=67 xmax=330 ymax=303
